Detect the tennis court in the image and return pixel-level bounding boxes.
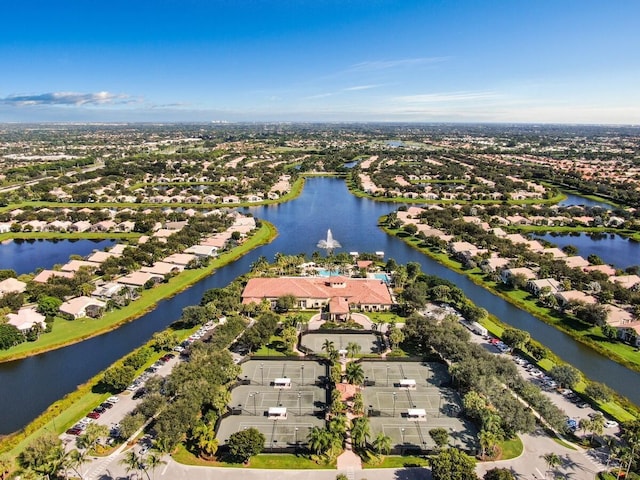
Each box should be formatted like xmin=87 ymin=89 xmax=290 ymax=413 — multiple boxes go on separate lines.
xmin=217 ymin=359 xmax=328 ymax=450
xmin=239 ymin=358 xmax=327 ymax=387
xmin=361 ymin=360 xmax=477 ymax=452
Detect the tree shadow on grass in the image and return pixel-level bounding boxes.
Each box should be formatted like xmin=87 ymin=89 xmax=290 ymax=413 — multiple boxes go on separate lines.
xmin=393 ymin=466 xmax=432 ymax=480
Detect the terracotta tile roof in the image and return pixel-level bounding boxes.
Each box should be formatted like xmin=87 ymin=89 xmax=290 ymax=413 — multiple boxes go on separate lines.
xmin=242 ymin=276 xmax=393 ymax=306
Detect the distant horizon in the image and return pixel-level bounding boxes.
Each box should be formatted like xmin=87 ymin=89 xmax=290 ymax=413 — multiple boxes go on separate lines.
xmin=1 ymin=120 xmax=638 ymax=128
xmin=2 ymin=1 xmax=639 ymax=124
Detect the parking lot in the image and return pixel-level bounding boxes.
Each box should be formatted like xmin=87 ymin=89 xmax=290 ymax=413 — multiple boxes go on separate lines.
xmin=469 ymin=330 xmax=621 ymax=438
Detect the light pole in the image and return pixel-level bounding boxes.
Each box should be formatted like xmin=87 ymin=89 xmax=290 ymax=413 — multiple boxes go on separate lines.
xmin=250 ymin=392 xmax=259 ymax=416
xmin=298 ymin=392 xmax=302 ymax=416
xmin=301 ymin=364 xmax=305 ymax=386
xmin=401 ymin=427 xmax=406 ymax=446
xmin=392 ymin=392 xmax=397 ymax=417
xmin=295 ymin=427 xmax=299 ymax=452
xmin=260 ymin=362 xmax=264 ymax=386
xmin=386 ymin=365 xmax=390 ymax=387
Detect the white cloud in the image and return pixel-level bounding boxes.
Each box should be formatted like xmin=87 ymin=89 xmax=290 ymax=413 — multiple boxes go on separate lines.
xmin=394 ymin=91 xmax=499 ymax=103
xmin=0 ymin=91 xmax=134 ymax=107
xmin=348 ymin=57 xmax=448 ymax=72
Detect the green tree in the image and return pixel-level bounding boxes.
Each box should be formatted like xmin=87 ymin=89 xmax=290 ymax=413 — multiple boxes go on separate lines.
xmin=191 ymin=422 xmax=219 ymax=459
xmin=429 ymin=427 xmax=449 ymax=450
xmin=275 ymin=294 xmax=297 ymax=312
xmin=120 ymin=450 xmax=143 ymax=480
xmin=307 ymin=426 xmax=332 ymax=455
xmin=430 ymin=447 xmax=478 ymax=480
xmin=388 ymin=326 xmax=405 ymax=349
xmin=371 ymin=432 xmax=392 ymax=455
xmin=143 ymin=452 xmax=166 ymax=480
xmin=0 ymin=455 xmax=13 ymax=480
xmin=345 ymin=362 xmax=365 ymax=385
xmin=77 ymin=423 xmax=109 ymax=452
xmin=541 ymin=452 xmax=561 ymax=478
xmin=103 ymin=364 xmax=136 ymax=391
xmin=352 ymin=392 xmax=365 ymax=415
xmin=228 ymin=427 xmax=265 ymax=463
xmin=483 ymin=468 xmax=516 ymax=480
xmin=151 ymin=330 xmax=180 ymax=352
xmin=350 ymin=417 xmax=370 ymax=450
xmin=18 ymin=433 xmax=66 ymax=480
xmin=501 ymin=328 xmax=530 ymax=351
xmin=549 ymin=364 xmax=581 ymax=388
xmin=0 ymin=324 xmax=24 ymax=350
xmin=584 ymin=381 xmax=613 ymax=403
xmin=37 ymin=296 xmax=63 ymax=318
xmin=346 ymin=341 xmax=361 ymax=359
xmin=280 ymin=326 xmax=298 ymax=352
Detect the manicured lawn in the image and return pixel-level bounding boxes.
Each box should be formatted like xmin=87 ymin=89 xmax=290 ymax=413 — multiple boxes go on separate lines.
xmin=363 ymin=455 xmax=429 ymax=469
xmin=367 ymin=312 xmax=405 ymax=324
xmin=498 ymin=437 xmax=524 ymax=460
xmin=0 ymin=221 xmax=277 ymax=362
xmin=172 ymin=444 xmax=332 ymax=469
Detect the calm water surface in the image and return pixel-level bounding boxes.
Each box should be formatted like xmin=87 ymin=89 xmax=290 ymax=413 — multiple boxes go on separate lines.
xmin=533 ymin=232 xmax=640 ymax=269
xmin=559 ymin=193 xmax=614 ymax=210
xmin=0 ymin=178 xmax=639 ymax=434
xmin=0 ymin=239 xmax=116 ymax=275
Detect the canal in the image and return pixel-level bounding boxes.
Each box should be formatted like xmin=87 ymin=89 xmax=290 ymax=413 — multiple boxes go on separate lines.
xmin=0 ymin=178 xmax=639 ymax=434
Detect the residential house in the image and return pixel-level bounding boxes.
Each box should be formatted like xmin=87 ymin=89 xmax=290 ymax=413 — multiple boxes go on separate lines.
xmin=116 ymin=271 xmax=163 ymax=288
xmin=60 ymin=260 xmax=100 ymax=273
xmin=500 ymin=267 xmax=537 ymax=284
xmin=32 ymin=270 xmax=74 ymax=283
xmin=563 ymin=256 xmax=591 ymax=269
xmin=555 ymin=290 xmax=597 ymax=307
xmin=0 ymin=278 xmax=27 ymax=296
xmin=528 ymin=278 xmax=562 ymax=296
xmin=184 ymin=244 xmax=218 ymax=257
xmin=7 ymin=307 xmax=46 ymax=333
xmin=611 ymin=275 xmax=640 ymax=290
xmin=59 ymin=296 xmax=106 ymax=319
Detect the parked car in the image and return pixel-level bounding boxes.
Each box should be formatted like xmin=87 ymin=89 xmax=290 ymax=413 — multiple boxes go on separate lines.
xmin=93 ymin=406 xmax=106 ymax=414
xmin=604 ymin=420 xmax=619 ymax=429
xmin=87 ymin=411 xmax=101 ymax=419
xmin=101 ymin=402 xmax=114 ymax=409
xmin=107 ymin=396 xmax=120 ymax=403
xmin=66 ymin=427 xmax=83 ymax=435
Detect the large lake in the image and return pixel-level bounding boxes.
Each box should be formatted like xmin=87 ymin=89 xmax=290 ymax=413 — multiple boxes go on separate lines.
xmin=533 ymin=232 xmax=640 ymax=270
xmin=0 ymin=178 xmax=639 ymax=434
xmin=0 ymin=238 xmax=116 ymax=275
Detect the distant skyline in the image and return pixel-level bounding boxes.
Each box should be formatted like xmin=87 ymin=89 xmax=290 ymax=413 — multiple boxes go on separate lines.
xmin=1 ymin=1 xmax=639 ymax=124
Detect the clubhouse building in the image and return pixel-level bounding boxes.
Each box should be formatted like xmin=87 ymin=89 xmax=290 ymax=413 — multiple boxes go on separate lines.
xmin=241 ymin=276 xmax=394 ymax=320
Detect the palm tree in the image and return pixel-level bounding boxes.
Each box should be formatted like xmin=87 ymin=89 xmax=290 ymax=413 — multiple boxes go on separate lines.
xmin=191 ymin=422 xmax=219 ymax=459
xmin=346 ymin=341 xmax=361 ymax=359
xmin=345 ymin=362 xmax=365 ymax=385
xmin=479 ymin=429 xmax=498 ymax=458
xmin=120 ymin=450 xmax=142 ymax=480
xmin=321 ymin=339 xmax=335 ymax=355
xmin=307 ymin=427 xmax=331 ymax=456
xmin=64 ymin=449 xmax=91 ymax=480
xmin=328 ymin=415 xmax=348 ymax=436
xmin=541 ymin=452 xmax=561 ymax=479
xmin=350 ymin=417 xmax=370 ymax=450
xmin=372 ymin=432 xmax=392 ymax=456
xmin=142 ymin=453 xmax=166 ymax=480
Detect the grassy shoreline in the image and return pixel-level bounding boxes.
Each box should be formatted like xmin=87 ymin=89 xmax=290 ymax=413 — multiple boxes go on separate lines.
xmin=0 ymin=221 xmax=278 ymax=363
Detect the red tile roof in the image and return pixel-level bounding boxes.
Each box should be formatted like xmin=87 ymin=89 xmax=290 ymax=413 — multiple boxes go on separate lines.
xmin=242 ymin=276 xmax=393 ymax=306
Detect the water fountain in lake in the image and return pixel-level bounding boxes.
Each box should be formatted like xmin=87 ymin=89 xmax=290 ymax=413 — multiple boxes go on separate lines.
xmin=317 ymin=229 xmax=341 ymax=255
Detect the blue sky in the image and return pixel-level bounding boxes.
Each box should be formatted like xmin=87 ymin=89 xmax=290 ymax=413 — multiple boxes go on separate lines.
xmin=1 ymin=0 xmax=639 ymax=124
